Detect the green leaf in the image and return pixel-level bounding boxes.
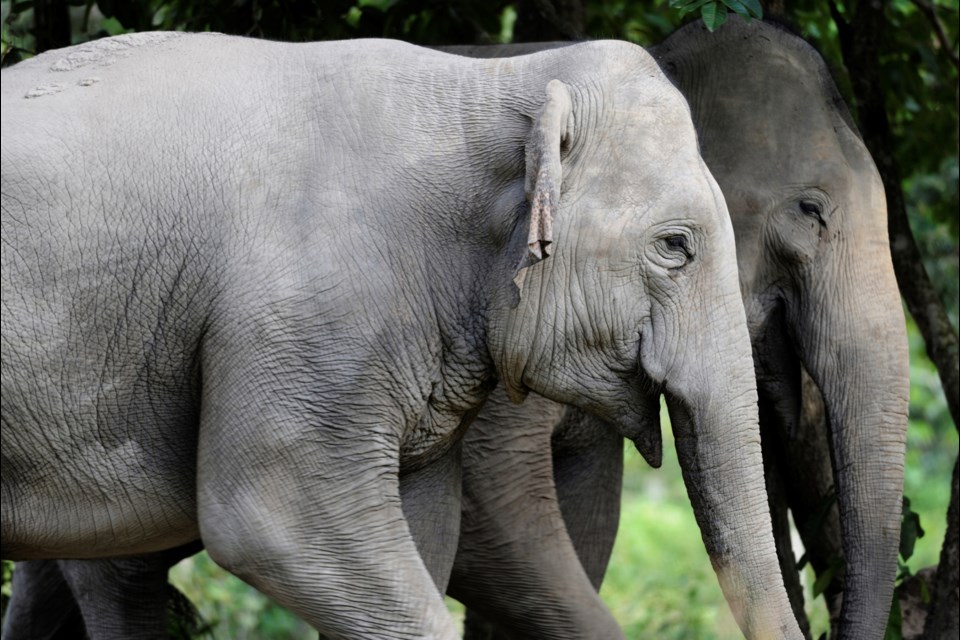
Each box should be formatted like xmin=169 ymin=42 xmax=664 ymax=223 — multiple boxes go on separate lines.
xmin=919 ymin=575 xmax=931 ymax=603
xmin=701 ymin=3 xmax=728 ymax=31
xmin=739 ymin=0 xmax=763 ymax=18
xmin=719 ymin=0 xmax=763 ymax=20
xmin=899 ymin=495 xmax=925 ymax=561
xmin=812 ymin=556 xmax=845 ymax=598
xmin=884 ymin=594 xmax=903 ymax=640
xmin=99 ymin=17 xmax=132 ymax=37
xmin=812 ymin=567 xmax=834 ymax=598
xmin=897 ymin=559 xmax=914 ymax=581
xmin=720 ymin=0 xmax=752 ymax=20
xmin=670 ymin=0 xmax=714 ymax=16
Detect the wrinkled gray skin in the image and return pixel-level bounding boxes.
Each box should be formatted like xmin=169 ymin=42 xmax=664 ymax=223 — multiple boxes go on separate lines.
xmin=451 ymin=19 xmax=909 ymax=640
xmin=1 ymin=33 xmax=801 ymax=639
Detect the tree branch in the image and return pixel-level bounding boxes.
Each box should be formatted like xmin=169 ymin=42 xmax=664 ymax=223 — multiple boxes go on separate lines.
xmin=922 ymin=458 xmax=959 ymax=640
xmin=32 ymin=0 xmax=71 ymax=53
xmin=513 ymin=0 xmax=585 ymax=42
xmin=911 ymin=0 xmax=960 ymax=72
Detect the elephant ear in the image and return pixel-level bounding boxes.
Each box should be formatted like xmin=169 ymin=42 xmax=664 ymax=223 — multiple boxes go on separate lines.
xmin=513 ymin=79 xmax=573 ymax=296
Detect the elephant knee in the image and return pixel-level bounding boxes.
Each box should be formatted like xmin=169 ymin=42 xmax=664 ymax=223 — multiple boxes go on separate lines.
xmin=199 ymin=496 xmax=291 ymax=583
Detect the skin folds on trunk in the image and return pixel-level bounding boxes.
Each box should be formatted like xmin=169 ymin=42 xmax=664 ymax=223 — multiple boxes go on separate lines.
xmin=654 ymin=248 xmax=802 ymax=640
xmin=791 ymin=256 xmax=908 ymax=639
xmin=672 ymin=394 xmax=801 ymax=640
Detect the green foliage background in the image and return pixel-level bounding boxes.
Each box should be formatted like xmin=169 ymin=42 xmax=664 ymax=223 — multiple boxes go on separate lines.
xmin=1 ymin=1 xmax=956 ymax=638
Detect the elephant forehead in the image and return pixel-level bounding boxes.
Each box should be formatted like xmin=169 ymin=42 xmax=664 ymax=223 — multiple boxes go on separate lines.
xmin=608 ymin=86 xmax=697 ymax=147
xmin=693 ymin=105 xmax=858 ymax=202
xmin=581 ymin=110 xmax=708 ymax=203
xmin=578 ymin=142 xmax=722 ymax=221
xmin=565 ymin=178 xmax=728 ymax=257
xmin=675 ymin=46 xmax=863 ymax=180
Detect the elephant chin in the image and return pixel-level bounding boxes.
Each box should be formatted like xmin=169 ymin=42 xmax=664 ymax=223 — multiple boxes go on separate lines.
xmin=614 ymin=389 xmax=663 ymax=468
xmin=632 ymin=433 xmax=662 ymax=468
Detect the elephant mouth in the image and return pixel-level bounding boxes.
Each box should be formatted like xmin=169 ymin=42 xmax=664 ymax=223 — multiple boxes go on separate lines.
xmin=623 ymin=332 xmax=665 ymax=467
xmin=752 ymin=304 xmax=802 ymax=439
xmin=629 ymin=379 xmax=664 ymax=468
xmin=632 ymin=425 xmax=663 ymax=467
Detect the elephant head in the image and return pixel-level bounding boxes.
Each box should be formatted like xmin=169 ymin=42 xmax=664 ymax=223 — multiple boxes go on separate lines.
xmin=488 ymin=42 xmax=802 ymax=639
xmin=655 ymin=19 xmax=910 ymax=638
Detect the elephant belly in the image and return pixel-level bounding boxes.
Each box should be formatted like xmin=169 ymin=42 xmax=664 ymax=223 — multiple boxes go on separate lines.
xmin=1 ymin=383 xmax=201 ymax=560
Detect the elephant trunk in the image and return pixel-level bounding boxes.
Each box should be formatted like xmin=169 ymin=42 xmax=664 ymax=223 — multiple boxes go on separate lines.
xmin=662 ymin=292 xmax=804 ymax=639
xmin=796 ymin=256 xmax=909 ymax=639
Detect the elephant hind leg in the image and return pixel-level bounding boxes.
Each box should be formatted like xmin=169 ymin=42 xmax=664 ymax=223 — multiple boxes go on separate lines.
xmin=59 ymin=555 xmax=171 ymax=640
xmin=1 ymin=561 xmax=84 ymax=640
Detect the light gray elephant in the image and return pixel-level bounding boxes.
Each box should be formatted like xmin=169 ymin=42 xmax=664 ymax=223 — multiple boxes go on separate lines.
xmin=1 ymin=32 xmax=802 ymax=639
xmin=447 ymin=19 xmax=909 ymax=640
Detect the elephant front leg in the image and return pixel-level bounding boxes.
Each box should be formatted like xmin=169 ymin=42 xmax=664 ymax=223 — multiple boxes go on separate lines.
xmin=448 ymin=389 xmax=622 ymax=640
xmin=551 ymin=408 xmax=624 ymax=589
xmin=400 ymin=441 xmax=463 ymax=593
xmin=195 ymin=358 xmax=456 ymax=639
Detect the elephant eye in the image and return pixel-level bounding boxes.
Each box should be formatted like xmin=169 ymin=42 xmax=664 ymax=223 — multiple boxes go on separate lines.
xmin=659 ymin=234 xmax=694 ymax=270
xmin=799 ymin=200 xmax=825 ymax=223
xmin=650 ymin=230 xmax=696 ymax=271
xmin=665 ymin=235 xmax=692 ymax=257
xmin=666 ymin=235 xmax=687 ymax=250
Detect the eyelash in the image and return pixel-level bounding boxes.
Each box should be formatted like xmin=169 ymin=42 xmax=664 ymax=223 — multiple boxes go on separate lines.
xmin=799 ymin=200 xmax=822 ymax=217
xmin=665 ymin=235 xmax=693 ymax=259
xmin=799 ymin=199 xmax=827 ymax=227
xmin=666 ymin=235 xmax=688 ymax=251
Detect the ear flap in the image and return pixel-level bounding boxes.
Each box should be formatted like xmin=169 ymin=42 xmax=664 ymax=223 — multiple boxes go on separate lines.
xmin=514 ymin=79 xmax=574 ymax=294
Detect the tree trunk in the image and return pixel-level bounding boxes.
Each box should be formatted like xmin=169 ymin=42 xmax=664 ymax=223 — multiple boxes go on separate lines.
xmin=513 ymin=0 xmax=585 ymax=42
xmin=922 ymin=458 xmax=959 ymax=640
xmin=32 ymin=0 xmax=71 ymax=53
xmin=764 ymin=0 xmax=788 ymax=20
